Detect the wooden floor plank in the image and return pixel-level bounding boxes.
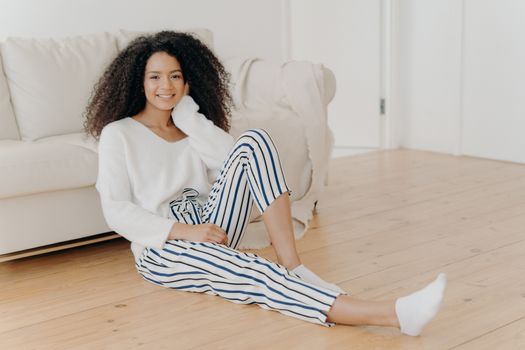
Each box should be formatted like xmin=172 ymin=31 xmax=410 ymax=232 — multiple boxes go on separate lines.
xmin=450 ymin=316 xmax=525 ymax=350
xmin=1 ymin=150 xmax=524 ymax=349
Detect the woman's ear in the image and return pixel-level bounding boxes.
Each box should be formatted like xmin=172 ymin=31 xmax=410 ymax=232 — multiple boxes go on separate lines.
xmin=184 ymin=82 xmax=190 ymax=96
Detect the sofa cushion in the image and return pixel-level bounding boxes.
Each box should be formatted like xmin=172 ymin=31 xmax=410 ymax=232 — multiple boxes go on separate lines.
xmin=36 ymin=132 xmax=99 ymax=154
xmin=229 ymin=109 xmax=311 ymax=202
xmin=0 ymin=32 xmax=118 ymax=141
xmin=0 ymin=140 xmax=97 ymax=199
xmin=116 ymin=28 xmax=214 ymax=51
xmin=0 ymin=55 xmax=20 ymax=140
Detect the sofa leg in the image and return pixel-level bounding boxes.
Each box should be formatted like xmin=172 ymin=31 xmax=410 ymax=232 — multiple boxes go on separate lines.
xmin=0 ymin=232 xmax=121 ymax=262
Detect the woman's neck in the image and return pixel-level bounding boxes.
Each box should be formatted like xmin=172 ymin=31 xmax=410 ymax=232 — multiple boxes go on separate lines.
xmin=135 ymin=105 xmax=173 ymax=128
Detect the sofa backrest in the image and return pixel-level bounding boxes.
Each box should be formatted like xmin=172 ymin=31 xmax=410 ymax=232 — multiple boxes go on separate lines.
xmin=0 ymin=54 xmax=20 ymax=140
xmin=0 ymin=28 xmax=214 ymax=142
xmin=0 ymin=32 xmax=119 ymax=141
xmin=116 ymin=28 xmax=213 ymax=52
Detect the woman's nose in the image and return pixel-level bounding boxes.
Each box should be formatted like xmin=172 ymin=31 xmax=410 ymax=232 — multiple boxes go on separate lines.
xmin=160 ymin=76 xmax=173 ymax=88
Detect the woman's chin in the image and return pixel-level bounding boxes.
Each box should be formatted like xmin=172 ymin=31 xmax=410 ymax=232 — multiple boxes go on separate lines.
xmin=153 ymin=103 xmax=177 ymax=111
xmin=147 ymin=97 xmax=183 ymax=111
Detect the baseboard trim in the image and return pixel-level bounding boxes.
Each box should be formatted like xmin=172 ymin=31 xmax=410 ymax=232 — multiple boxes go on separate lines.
xmin=0 ymin=232 xmax=121 ymax=263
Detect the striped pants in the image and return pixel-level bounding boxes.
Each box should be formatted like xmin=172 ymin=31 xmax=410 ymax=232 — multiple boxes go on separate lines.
xmin=135 ymin=129 xmax=340 ymax=327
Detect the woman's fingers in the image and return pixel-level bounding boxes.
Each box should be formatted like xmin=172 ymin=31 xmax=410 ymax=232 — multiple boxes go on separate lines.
xmin=216 ymin=231 xmax=227 ymax=245
xmin=211 ymin=234 xmax=227 ymax=245
xmin=202 ymin=224 xmax=226 ymax=245
xmin=214 ymin=226 xmax=228 ymax=245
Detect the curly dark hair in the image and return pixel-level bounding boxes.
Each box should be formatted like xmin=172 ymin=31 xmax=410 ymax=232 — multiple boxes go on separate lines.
xmin=83 ymin=30 xmax=232 ymax=140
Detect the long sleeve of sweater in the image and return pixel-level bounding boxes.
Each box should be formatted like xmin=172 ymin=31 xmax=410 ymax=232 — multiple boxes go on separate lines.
xmin=95 ymin=125 xmax=175 ymax=250
xmin=171 ymin=96 xmax=235 ymax=176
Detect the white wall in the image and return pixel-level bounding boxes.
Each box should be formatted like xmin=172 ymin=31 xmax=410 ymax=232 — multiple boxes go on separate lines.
xmin=0 ymin=0 xmax=286 ymax=61
xmin=396 ymin=0 xmax=525 ymax=163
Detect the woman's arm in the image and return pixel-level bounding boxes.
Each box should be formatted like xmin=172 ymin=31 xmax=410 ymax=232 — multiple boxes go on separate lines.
xmin=171 ymin=95 xmax=235 ymax=172
xmin=97 ymin=125 xmax=228 ymax=246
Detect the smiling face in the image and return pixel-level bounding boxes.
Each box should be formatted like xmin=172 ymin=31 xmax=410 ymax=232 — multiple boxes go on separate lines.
xmin=143 ymin=51 xmax=185 ymax=112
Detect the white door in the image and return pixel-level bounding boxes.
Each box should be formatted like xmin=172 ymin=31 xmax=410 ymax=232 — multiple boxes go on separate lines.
xmin=289 ymin=0 xmax=382 ymax=153
xmin=394 ymin=0 xmax=525 ymax=164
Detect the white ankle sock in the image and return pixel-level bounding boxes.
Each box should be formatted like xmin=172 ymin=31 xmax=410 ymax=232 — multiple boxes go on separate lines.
xmin=291 ymin=264 xmax=346 ymax=294
xmin=395 ymin=273 xmax=447 ymax=336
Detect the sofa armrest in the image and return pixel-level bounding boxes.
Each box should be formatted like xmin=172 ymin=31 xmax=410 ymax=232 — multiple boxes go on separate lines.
xmin=224 ymin=58 xmax=336 ymax=112
xmin=321 ymin=66 xmax=336 ymax=106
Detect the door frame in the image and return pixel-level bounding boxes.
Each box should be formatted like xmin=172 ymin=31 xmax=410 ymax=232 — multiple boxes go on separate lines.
xmin=284 ymin=0 xmax=397 ymax=153
xmin=381 ymin=0 xmax=400 ymax=150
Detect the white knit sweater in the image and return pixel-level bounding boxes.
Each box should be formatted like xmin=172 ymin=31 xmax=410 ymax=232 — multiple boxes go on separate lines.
xmin=95 ymin=96 xmax=235 ymax=261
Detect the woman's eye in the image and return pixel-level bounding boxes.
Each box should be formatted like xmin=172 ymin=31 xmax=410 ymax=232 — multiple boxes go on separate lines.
xmin=171 ymin=75 xmax=182 ymax=80
xmin=149 ymin=75 xmax=159 ymax=80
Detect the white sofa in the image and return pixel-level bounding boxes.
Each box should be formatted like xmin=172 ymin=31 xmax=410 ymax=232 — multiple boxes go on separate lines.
xmin=0 ymin=29 xmax=336 ymax=259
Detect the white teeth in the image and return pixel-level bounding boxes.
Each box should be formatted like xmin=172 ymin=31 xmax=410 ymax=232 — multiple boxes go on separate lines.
xmin=157 ymin=94 xmax=174 ymax=98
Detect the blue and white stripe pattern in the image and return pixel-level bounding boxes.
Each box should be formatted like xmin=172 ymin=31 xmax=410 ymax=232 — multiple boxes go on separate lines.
xmin=169 ymin=188 xmax=202 ymax=224
xmin=136 ymin=129 xmax=340 ymax=327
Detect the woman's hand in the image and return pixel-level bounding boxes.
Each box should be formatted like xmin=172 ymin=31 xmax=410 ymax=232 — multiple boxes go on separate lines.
xmin=187 ymin=223 xmax=228 ymax=244
xmin=169 ymin=222 xmax=228 ymax=245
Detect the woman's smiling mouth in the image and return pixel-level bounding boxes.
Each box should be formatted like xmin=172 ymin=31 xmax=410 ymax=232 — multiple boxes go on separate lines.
xmin=156 ymin=94 xmax=175 ymax=100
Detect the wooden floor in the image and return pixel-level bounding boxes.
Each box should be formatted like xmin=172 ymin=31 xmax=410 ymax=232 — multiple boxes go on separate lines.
xmin=1 ymin=149 xmax=524 ymax=349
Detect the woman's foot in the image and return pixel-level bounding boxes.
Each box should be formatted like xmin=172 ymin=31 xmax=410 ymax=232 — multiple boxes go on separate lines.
xmin=395 ymin=273 xmax=447 ymax=336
